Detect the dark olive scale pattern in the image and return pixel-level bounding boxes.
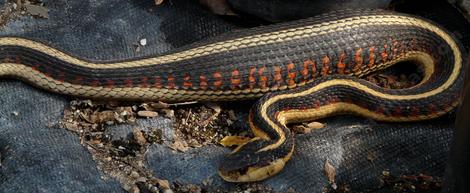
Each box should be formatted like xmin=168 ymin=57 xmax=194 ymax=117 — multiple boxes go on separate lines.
xmin=0 ymin=10 xmax=458 ymax=96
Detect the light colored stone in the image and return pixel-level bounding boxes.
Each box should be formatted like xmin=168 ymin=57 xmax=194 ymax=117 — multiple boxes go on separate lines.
xmin=139 ymin=38 xmax=147 ymax=46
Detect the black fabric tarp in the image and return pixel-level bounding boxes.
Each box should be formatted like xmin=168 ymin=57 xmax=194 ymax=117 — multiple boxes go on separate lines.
xmin=0 ymin=0 xmax=469 ymax=192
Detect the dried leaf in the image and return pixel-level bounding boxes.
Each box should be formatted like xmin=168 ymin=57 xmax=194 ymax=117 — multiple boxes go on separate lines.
xmin=154 ymin=0 xmax=164 ymax=5
xmin=79 ymin=111 xmax=93 ymax=123
xmin=63 ymin=122 xmax=80 ymax=132
xmin=151 ymin=101 xmax=170 ymax=108
xmin=133 ymin=128 xmax=147 ymax=146
xmin=293 ymin=122 xmax=324 ymax=134
xmin=419 ymin=174 xmax=434 ymax=181
xmin=95 ymin=110 xmax=116 ymax=123
xmin=90 ymin=138 xmax=102 ymax=145
xmin=156 ymin=179 xmax=170 ymax=189
xmin=170 ymin=138 xmax=189 ymax=152
xmin=197 ymin=102 xmax=222 ymax=126
xmin=205 ymin=102 xmax=221 ymax=113
xmin=114 ymin=106 xmax=135 ymax=123
xmin=292 ymin=125 xmax=310 ymax=134
xmin=137 ymin=110 xmax=158 ymax=117
xmin=324 ymin=160 xmax=337 ymax=189
xmin=24 ymin=4 xmax=48 ymax=18
xmin=228 ymin=110 xmax=237 ymax=120
xmin=142 ymin=101 xmax=170 ymax=110
xmin=199 ymin=0 xmax=237 ymax=16
xmin=306 ymin=121 xmax=325 ymax=129
xmin=162 ymin=109 xmax=174 ymax=118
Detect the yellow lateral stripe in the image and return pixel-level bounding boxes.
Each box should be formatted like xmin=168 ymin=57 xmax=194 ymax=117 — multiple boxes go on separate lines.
xmin=258 ymin=15 xmax=462 ymax=151
xmin=277 ymin=102 xmax=450 ymax=124
xmin=0 ymin=63 xmax=268 ymax=100
xmin=0 ymin=13 xmax=462 ymax=154
xmin=0 ymin=15 xmax=458 ymax=69
xmin=0 ymin=51 xmax=429 ymax=99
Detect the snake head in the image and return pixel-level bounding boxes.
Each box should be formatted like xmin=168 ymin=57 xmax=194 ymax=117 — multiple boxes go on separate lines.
xmin=218 ymin=137 xmax=294 ymax=182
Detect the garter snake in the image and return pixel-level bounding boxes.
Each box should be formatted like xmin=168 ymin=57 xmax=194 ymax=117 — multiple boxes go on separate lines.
xmin=0 ymin=9 xmax=466 ymax=182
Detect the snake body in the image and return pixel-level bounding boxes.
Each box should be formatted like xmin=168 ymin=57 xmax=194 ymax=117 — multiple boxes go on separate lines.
xmin=0 ymin=9 xmax=466 ymax=182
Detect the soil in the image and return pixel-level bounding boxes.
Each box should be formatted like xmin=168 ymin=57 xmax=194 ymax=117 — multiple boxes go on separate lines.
xmin=0 ymin=0 xmax=48 ymax=27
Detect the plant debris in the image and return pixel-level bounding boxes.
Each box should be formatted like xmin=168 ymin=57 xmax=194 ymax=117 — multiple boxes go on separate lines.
xmin=381 ymin=171 xmax=442 ymax=193
xmin=324 ymin=160 xmax=337 ymax=190
xmin=154 ymin=0 xmax=164 ymax=6
xmin=58 ymin=61 xmax=421 ymax=192
xmin=172 ymin=181 xmax=298 ymax=193
xmin=0 ymin=0 xmax=49 ymax=27
xmin=365 ymin=62 xmax=422 ymax=89
xmin=60 ymin=99 xmax=243 ymax=192
xmin=23 ymin=3 xmax=48 ymax=18
xmin=138 ymin=110 xmax=159 ymax=118
xmin=172 ymin=103 xmax=240 ymax=148
xmin=198 ymin=0 xmax=237 ymax=16
xmin=292 ymin=121 xmax=325 ymax=134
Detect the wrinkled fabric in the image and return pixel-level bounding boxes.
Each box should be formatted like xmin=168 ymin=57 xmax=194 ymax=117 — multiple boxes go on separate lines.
xmin=0 ymin=0 xmax=468 ymax=192
xmin=0 ymin=0 xmax=233 ymax=192
xmin=148 ymin=116 xmax=454 ymax=192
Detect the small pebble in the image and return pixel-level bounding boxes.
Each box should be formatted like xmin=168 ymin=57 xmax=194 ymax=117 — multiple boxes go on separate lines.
xmin=163 ymin=189 xmax=174 ymax=193
xmin=139 ymin=38 xmax=147 ymax=46
xmin=157 ymin=179 xmax=170 ymax=189
xmin=162 ymin=109 xmax=174 ymax=118
xmin=123 ymin=184 xmax=132 ymax=191
xmin=228 ymin=110 xmax=237 ymax=120
xmin=136 ymin=177 xmax=147 ymax=182
xmin=133 ymin=127 xmax=147 ymax=146
xmin=131 ymin=186 xmax=140 ymax=193
xmin=130 ymin=171 xmax=140 ymax=178
xmin=24 ymin=4 xmax=49 ymax=18
xmin=383 ymin=170 xmax=390 ymax=176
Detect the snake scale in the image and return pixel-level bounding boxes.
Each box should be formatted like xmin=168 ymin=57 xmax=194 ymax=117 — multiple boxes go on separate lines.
xmin=0 ymin=9 xmax=466 ymax=182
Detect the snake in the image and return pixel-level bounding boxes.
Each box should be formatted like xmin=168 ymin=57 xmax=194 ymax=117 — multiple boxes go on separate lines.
xmin=0 ymin=9 xmax=466 ymax=182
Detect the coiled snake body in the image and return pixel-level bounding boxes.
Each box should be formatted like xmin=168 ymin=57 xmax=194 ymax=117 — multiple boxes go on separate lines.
xmin=0 ymin=10 xmax=466 ymax=182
